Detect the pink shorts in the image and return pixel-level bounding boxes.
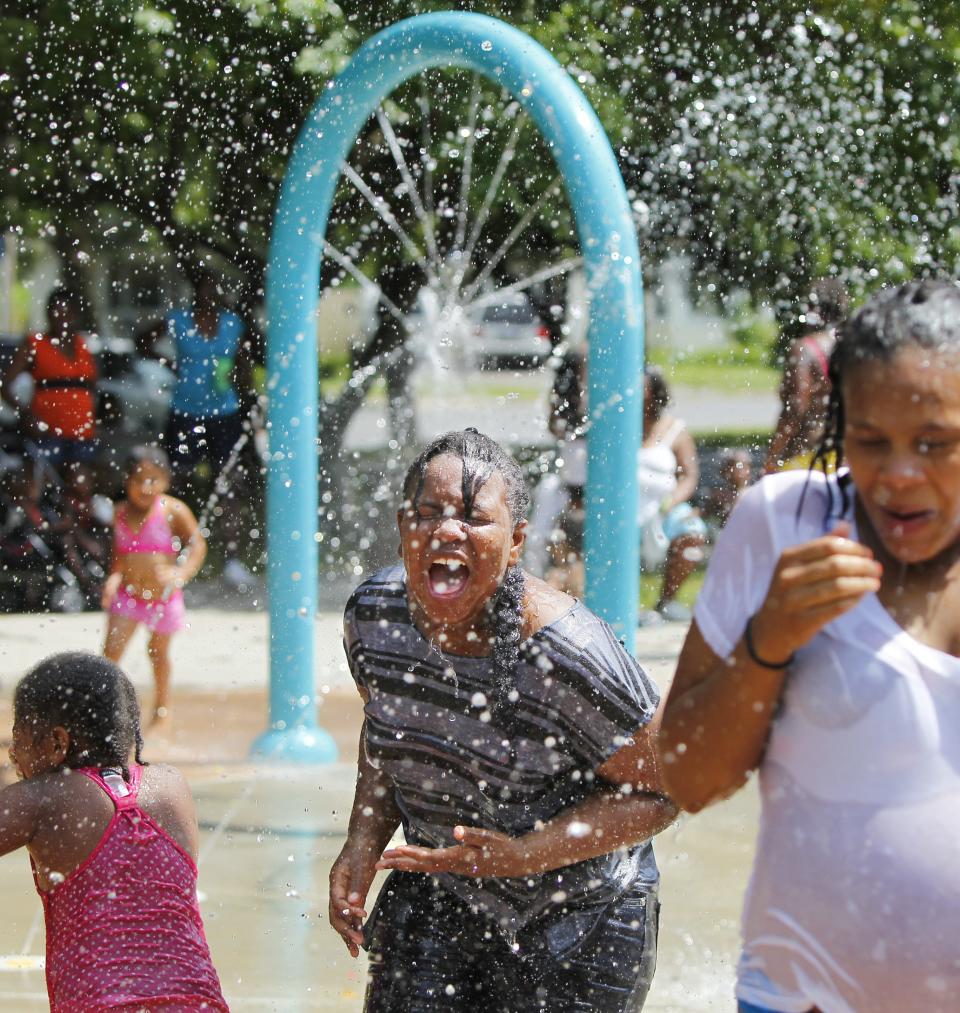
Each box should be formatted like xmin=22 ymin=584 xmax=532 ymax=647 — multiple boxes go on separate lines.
xmin=109 ymin=587 xmax=186 ymax=635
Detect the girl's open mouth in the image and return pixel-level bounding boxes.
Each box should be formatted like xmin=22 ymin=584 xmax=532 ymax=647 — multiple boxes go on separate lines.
xmin=882 ymin=507 xmax=935 ymax=535
xmin=427 ymin=558 xmax=470 ymax=598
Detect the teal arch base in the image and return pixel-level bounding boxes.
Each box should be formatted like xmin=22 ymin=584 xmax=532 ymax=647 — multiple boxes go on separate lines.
xmin=252 ymin=724 xmax=337 ymax=764
xmin=253 ymin=11 xmax=644 ymax=762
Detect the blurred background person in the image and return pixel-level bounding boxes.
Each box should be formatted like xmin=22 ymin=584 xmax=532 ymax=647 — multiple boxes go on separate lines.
xmin=765 ymin=278 xmax=849 ymax=473
xmin=637 ymin=366 xmax=707 ymax=623
xmin=702 ymin=446 xmax=754 ymax=540
xmin=1 ymin=286 xmax=99 ymax=491
xmin=528 ymin=358 xmax=707 ymax=621
xmin=525 ymin=348 xmax=588 ymax=579
xmin=137 ymin=267 xmax=257 ymax=588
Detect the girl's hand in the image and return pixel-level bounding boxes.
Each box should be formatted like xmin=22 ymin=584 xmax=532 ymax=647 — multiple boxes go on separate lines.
xmin=100 ymin=573 xmax=122 ymax=610
xmin=376 ymin=825 xmax=526 ymax=879
xmin=157 ymin=563 xmax=186 ymax=591
xmin=328 ymin=844 xmax=379 ymax=958
xmin=751 ymin=520 xmax=882 ymax=662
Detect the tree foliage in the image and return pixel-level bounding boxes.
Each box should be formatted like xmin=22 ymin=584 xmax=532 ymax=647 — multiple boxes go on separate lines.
xmin=3 ymin=0 xmax=959 ymax=340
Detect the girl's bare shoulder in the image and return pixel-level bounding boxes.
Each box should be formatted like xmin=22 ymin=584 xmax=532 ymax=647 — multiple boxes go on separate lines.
xmin=159 ymin=496 xmax=201 ymax=535
xmin=17 ymin=769 xmax=114 ymax=834
xmin=521 ymin=572 xmax=577 ymax=634
xmin=159 ymin=495 xmax=189 ymax=516
xmin=137 ymin=764 xmax=199 ymax=854
xmin=139 ymin=762 xmax=193 ymax=803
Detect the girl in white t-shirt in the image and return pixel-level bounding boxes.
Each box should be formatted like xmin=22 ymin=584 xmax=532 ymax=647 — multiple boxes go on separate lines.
xmin=660 ymin=280 xmax=960 ymax=1013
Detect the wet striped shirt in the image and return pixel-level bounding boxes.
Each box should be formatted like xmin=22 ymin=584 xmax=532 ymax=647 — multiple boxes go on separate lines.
xmin=344 ymin=564 xmax=661 ymax=938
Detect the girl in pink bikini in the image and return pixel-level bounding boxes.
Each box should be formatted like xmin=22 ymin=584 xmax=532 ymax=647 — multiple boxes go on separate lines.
xmin=3 ymin=651 xmax=229 ymax=1011
xmin=102 ymin=446 xmax=206 ymax=728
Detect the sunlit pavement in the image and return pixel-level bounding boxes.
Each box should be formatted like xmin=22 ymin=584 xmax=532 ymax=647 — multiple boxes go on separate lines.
xmin=0 ymin=611 xmax=757 ymax=1011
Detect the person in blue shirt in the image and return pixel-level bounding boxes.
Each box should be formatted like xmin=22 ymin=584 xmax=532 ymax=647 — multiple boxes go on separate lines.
xmin=137 ymin=268 xmax=257 ymax=588
xmin=139 ymin=269 xmax=254 ymax=475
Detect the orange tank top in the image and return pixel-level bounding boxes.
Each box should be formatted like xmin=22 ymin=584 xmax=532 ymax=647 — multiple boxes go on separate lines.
xmin=29 ymin=332 xmax=97 ymax=440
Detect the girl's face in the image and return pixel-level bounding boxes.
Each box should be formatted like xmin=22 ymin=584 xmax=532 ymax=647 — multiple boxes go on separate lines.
xmin=9 ymin=719 xmax=66 ymax=780
xmin=845 ymin=346 xmax=960 ymax=564
xmin=398 ymin=454 xmax=525 ymax=631
xmin=126 ymin=462 xmax=170 ymax=511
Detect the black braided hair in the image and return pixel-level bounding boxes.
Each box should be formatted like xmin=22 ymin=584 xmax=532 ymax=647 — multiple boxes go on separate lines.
xmin=402 ymin=428 xmax=530 ymax=525
xmin=487 ymin=564 xmax=526 ymax=709
xmin=402 ymin=429 xmax=530 ymax=708
xmin=809 ymin=279 xmax=960 ymax=518
xmin=644 ymin=365 xmax=671 ymax=424
xmin=14 ymin=652 xmax=146 ymax=779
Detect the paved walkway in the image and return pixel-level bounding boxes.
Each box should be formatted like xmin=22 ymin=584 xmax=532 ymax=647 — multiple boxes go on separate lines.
xmin=343 ymin=367 xmax=778 ymax=450
xmin=0 ymin=610 xmax=755 ymax=1011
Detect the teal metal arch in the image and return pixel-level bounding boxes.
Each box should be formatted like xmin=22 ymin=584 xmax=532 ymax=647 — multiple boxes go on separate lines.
xmin=253 ymin=11 xmax=644 ymax=761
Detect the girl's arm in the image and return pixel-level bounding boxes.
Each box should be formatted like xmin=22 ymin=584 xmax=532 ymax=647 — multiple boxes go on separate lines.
xmin=140 ymin=764 xmax=201 ymax=860
xmin=101 ymin=516 xmax=125 ymax=609
xmin=101 ymin=558 xmax=124 ymax=609
xmin=0 ymin=780 xmax=42 ymax=857
xmin=660 ymin=522 xmax=881 ymax=812
xmin=329 ymin=709 xmax=402 ymax=957
xmin=377 ymin=709 xmax=676 ymax=880
xmin=165 ymin=498 xmax=207 ymax=587
xmin=764 ymin=339 xmax=816 ymax=473
xmin=669 ymin=426 xmax=701 ymax=507
xmin=658 ymin=621 xmax=791 ymax=811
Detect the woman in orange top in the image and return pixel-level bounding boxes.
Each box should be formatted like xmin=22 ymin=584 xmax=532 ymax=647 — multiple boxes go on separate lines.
xmin=2 ymin=288 xmax=99 ymax=483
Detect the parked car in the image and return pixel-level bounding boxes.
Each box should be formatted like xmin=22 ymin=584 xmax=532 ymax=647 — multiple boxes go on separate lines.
xmin=473 ymin=295 xmax=552 ymax=368
xmin=404 ymin=292 xmax=552 ymax=372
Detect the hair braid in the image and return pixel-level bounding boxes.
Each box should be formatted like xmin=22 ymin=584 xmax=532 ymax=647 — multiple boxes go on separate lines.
xmin=806 ymin=340 xmax=850 ymax=519
xmin=119 ymin=675 xmax=147 ymax=775
xmin=487 ymin=565 xmax=525 ymax=712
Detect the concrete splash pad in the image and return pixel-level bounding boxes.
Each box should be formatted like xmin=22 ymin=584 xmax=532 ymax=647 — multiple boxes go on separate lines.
xmin=0 ymin=611 xmax=756 ymax=1010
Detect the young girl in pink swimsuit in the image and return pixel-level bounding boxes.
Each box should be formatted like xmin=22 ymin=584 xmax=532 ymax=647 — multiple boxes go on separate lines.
xmin=102 ymin=446 xmax=206 ymax=728
xmin=3 ymin=651 xmax=229 ymax=1011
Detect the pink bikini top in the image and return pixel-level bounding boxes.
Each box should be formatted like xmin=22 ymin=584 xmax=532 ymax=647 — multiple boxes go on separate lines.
xmin=37 ymin=765 xmax=228 ymax=1012
xmin=114 ymin=497 xmax=178 ymax=555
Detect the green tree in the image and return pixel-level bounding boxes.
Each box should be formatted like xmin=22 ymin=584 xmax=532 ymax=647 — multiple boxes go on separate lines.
xmin=3 ymin=0 xmax=959 ymax=345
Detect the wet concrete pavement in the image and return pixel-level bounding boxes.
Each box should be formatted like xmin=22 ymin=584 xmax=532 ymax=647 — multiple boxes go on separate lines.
xmin=0 ymin=611 xmax=757 ymax=1011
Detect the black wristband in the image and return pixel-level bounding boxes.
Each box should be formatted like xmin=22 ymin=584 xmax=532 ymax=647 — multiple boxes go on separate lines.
xmin=744 ymin=616 xmax=795 ymax=670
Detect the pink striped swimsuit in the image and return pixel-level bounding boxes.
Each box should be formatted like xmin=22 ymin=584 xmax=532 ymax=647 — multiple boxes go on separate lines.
xmin=36 ymin=765 xmax=229 ymax=1012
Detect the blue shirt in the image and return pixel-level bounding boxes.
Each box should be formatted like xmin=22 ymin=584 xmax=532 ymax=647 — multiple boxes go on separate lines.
xmin=167 ymin=309 xmax=242 ymax=417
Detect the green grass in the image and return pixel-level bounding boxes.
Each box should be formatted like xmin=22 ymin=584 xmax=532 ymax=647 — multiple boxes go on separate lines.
xmin=319 ymin=345 xmax=777 ymax=398
xmin=648 ymin=346 xmax=779 ymax=393
xmin=464 ymin=377 xmax=544 ymax=400
xmin=639 ymin=569 xmax=705 ymax=611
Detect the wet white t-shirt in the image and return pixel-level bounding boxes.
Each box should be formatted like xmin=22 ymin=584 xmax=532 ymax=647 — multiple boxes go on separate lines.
xmin=694 ymin=470 xmax=960 ymax=1013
